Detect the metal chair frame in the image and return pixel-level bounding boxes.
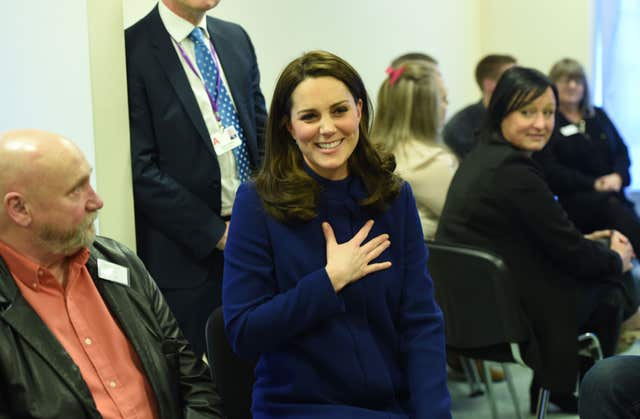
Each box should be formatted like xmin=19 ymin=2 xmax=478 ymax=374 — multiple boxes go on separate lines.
xmin=427 ymin=241 xmax=603 ymax=419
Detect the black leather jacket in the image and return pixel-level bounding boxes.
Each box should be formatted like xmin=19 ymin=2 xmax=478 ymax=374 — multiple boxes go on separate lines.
xmin=0 ymin=236 xmax=224 ymax=418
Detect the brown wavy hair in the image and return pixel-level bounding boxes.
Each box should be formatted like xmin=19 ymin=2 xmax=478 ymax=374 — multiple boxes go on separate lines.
xmin=255 ymin=50 xmax=401 ymax=223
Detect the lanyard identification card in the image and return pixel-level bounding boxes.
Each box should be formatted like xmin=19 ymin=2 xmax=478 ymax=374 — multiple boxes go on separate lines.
xmin=212 ymin=125 xmax=242 ymax=155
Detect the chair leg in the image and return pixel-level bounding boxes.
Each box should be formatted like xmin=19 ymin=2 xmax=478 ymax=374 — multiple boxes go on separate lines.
xmin=460 ymin=356 xmax=484 ymax=397
xmin=482 ymin=361 xmax=499 ymax=419
xmin=502 ymin=364 xmax=522 ymax=419
xmin=535 ymin=388 xmax=550 ymax=419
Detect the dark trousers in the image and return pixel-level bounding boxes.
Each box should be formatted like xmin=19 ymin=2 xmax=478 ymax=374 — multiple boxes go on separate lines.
xmin=573 ymin=195 xmax=640 ymax=256
xmin=577 ymin=279 xmax=626 ymax=357
xmin=580 ymin=355 xmax=640 ymax=419
xmin=603 ymin=196 xmax=640 ymax=256
xmin=531 ymin=280 xmax=626 ymax=406
xmin=161 ymin=252 xmax=223 ymax=359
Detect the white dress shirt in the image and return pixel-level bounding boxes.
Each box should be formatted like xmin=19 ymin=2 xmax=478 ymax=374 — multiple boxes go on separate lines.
xmin=159 ymin=1 xmax=240 ymax=217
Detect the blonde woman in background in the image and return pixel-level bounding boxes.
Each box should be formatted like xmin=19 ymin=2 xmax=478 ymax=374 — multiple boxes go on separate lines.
xmin=373 ymin=59 xmax=505 ymax=383
xmin=372 ymin=60 xmax=457 ymax=240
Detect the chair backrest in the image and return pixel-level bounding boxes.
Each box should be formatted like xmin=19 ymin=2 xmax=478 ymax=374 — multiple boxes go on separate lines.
xmin=427 ymin=241 xmax=531 ymax=362
xmin=205 ymin=307 xmax=256 ymax=419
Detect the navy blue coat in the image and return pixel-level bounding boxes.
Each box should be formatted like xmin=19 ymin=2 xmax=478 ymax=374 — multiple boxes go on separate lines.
xmin=223 ymin=175 xmax=451 ymax=419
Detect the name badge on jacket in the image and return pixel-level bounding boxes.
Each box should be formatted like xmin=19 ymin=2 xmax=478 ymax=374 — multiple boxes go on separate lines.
xmin=98 ymin=259 xmax=130 ymax=286
xmin=559 ymin=124 xmax=580 ymax=137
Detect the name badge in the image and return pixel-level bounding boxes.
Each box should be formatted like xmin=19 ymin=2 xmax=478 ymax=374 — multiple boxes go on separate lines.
xmin=559 ymin=124 xmax=579 ymax=137
xmin=212 ymin=125 xmax=242 ymax=156
xmin=97 ymin=259 xmax=130 ymax=287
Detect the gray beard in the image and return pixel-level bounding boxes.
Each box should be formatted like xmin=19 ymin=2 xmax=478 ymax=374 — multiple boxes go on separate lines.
xmin=35 ymin=213 xmax=97 ymax=256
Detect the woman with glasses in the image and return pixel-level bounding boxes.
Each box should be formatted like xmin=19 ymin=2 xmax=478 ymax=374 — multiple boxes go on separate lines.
xmin=534 ymin=58 xmax=640 ymax=255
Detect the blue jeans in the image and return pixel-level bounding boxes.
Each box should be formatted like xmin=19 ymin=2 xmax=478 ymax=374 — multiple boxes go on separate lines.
xmin=579 ymin=356 xmax=640 ymax=418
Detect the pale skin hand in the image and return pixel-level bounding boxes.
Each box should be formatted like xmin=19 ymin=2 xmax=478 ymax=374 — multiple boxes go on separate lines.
xmin=323 ymin=220 xmax=392 ymax=292
xmin=584 ymin=229 xmax=612 ymax=241
xmin=216 ymin=221 xmax=230 ymax=251
xmin=594 ymin=173 xmax=623 ymax=192
xmin=609 ymin=230 xmax=635 ymax=273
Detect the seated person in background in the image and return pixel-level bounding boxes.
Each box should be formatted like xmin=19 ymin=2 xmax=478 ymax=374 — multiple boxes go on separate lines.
xmin=223 ymin=50 xmax=452 ymax=419
xmin=534 ymin=58 xmax=640 ymax=255
xmin=579 ymin=354 xmax=640 ymax=418
xmin=376 ymin=56 xmax=502 ymax=381
xmin=371 ymin=59 xmax=457 ymax=240
xmin=0 ymin=130 xmax=223 ymax=418
xmin=436 ymin=67 xmax=636 ymax=414
xmin=443 ymin=54 xmax=516 ymax=160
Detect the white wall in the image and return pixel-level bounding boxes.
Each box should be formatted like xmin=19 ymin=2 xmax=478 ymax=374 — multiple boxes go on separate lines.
xmin=480 ymin=0 xmax=594 ymax=79
xmin=124 ymin=0 xmax=593 ymax=118
xmin=1 ymin=1 xmax=96 ymax=161
xmin=1 ymin=0 xmax=136 ymax=249
xmin=87 ymin=0 xmax=137 ymax=249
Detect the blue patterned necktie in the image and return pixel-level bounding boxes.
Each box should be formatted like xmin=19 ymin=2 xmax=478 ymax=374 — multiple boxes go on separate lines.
xmin=189 ymin=27 xmax=251 ymax=183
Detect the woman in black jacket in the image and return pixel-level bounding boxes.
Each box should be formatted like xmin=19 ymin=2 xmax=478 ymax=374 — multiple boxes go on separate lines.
xmin=436 ymin=66 xmax=635 ymax=414
xmin=534 ymin=58 xmax=640 ymax=254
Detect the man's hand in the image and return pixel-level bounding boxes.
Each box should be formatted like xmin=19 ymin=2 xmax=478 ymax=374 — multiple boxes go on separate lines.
xmin=216 ymin=221 xmax=230 ymax=251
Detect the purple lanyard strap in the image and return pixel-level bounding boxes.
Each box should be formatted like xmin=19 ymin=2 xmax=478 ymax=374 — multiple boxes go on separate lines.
xmin=173 ymin=34 xmax=223 ymax=117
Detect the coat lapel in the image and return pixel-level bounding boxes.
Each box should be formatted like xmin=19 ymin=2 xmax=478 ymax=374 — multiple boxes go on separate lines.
xmin=85 ymin=255 xmax=171 ymax=418
xmin=0 ymin=261 xmax=96 ymax=410
xmin=148 ymin=7 xmax=215 ymax=157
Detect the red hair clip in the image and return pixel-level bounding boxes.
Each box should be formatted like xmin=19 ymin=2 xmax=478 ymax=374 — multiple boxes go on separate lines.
xmin=385 ymin=66 xmax=405 ymax=86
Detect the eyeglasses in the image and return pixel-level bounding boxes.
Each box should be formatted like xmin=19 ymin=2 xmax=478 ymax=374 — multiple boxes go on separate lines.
xmin=556 ymin=76 xmax=584 ymax=85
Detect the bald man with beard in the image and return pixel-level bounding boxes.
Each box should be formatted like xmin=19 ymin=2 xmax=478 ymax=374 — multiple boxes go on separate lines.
xmin=0 ymin=130 xmax=223 ymax=418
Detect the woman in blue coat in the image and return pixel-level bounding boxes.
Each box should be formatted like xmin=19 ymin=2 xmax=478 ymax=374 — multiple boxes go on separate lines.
xmin=222 ymin=50 xmax=451 ymax=419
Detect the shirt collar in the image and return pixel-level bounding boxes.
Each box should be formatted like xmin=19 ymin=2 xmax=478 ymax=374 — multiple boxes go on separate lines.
xmin=158 ymin=0 xmax=210 ymax=43
xmin=0 ymin=239 xmax=90 ymax=290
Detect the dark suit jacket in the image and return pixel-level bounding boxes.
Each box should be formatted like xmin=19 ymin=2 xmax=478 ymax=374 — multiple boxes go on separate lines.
xmin=125 ymin=6 xmax=267 ymax=290
xmin=0 ymin=237 xmax=222 ymax=418
xmin=436 ymin=137 xmax=623 ymax=392
xmin=442 ymin=100 xmax=486 ymax=160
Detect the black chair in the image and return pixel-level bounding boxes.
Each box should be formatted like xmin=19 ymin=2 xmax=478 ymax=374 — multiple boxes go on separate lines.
xmin=205 ymin=306 xmax=256 ymax=419
xmin=427 ymin=241 xmax=602 ymax=419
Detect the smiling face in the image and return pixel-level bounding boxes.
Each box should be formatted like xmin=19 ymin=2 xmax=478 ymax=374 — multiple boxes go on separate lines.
xmin=287 ymin=76 xmax=362 ymax=180
xmin=555 ymin=75 xmax=585 ymax=109
xmin=500 ymin=87 xmax=556 ymax=152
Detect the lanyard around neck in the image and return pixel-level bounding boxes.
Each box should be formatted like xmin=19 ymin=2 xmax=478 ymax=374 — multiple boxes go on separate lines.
xmin=173 ymin=33 xmax=223 ymax=117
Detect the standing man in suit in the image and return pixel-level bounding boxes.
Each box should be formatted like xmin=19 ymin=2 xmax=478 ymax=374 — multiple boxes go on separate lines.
xmin=125 ymin=0 xmax=267 ymax=358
